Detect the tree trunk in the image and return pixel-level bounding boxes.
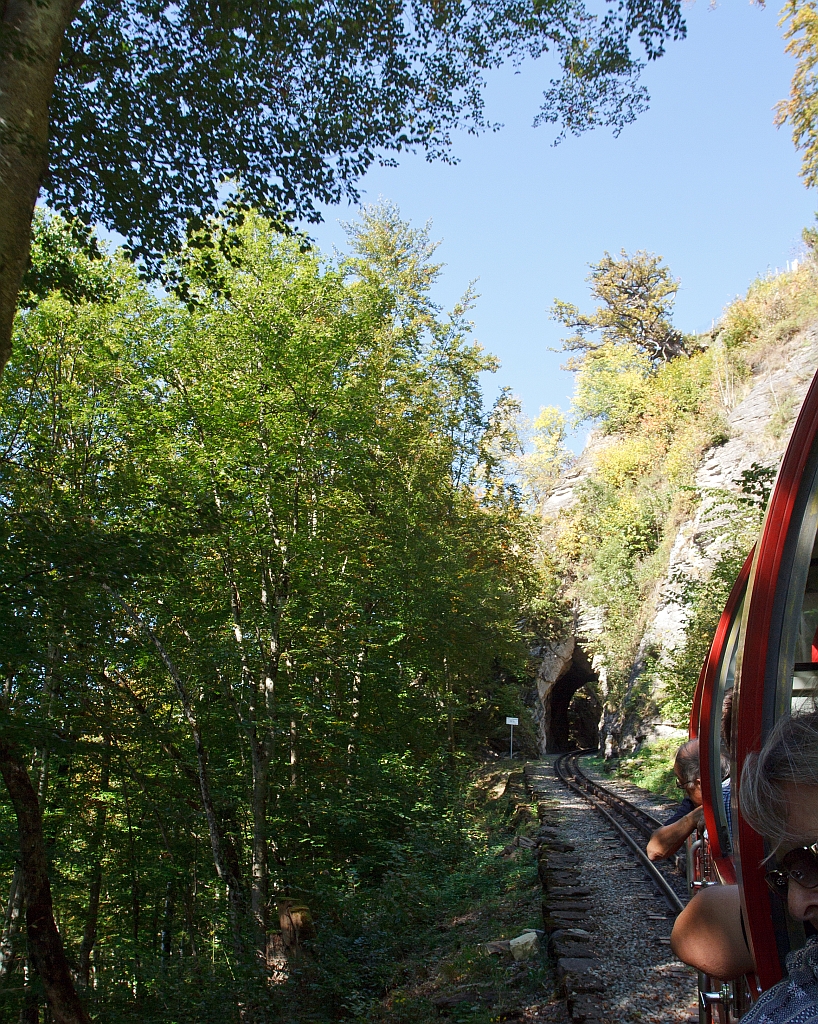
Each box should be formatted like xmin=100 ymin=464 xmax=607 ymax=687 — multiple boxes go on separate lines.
xmin=20 ymin=952 xmax=39 ymax=1024
xmin=0 ymin=864 xmax=23 ymax=977
xmin=444 ymin=658 xmax=455 ymax=766
xmin=103 ymin=588 xmax=246 ymax=953
xmin=160 ymin=880 xmax=174 ymax=965
xmin=77 ymin=736 xmax=110 ymax=986
xmin=0 ymin=735 xmax=91 ymax=1024
xmin=0 ymin=0 xmax=80 ymax=378
xmin=123 ymin=786 xmax=140 ymax=958
xmin=76 ymin=848 xmax=103 ymax=987
xmin=289 ymin=719 xmax=297 ymax=788
xmin=249 ymin=742 xmax=268 ymax=962
xmin=346 ymin=650 xmax=364 ymax=782
xmin=183 ymin=884 xmax=198 ymax=959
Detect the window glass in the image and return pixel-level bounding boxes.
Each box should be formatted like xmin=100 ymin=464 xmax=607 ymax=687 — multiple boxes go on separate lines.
xmin=792 ymin=538 xmax=818 ymax=712
xmin=708 ymin=602 xmax=741 ymax=860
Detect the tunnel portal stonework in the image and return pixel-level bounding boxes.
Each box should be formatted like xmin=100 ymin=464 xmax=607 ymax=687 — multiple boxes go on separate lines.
xmin=532 ymin=637 xmax=602 ymax=753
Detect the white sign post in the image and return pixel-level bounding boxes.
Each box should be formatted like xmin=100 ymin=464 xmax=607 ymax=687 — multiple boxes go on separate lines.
xmin=506 ymin=716 xmax=519 ymax=759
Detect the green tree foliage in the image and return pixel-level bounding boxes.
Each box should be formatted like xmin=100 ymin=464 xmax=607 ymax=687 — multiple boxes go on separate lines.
xmin=518 ymin=406 xmax=573 ymax=509
xmin=552 ymin=249 xmax=687 ymax=366
xmin=19 ymin=210 xmax=115 ymax=308
xmin=0 ymin=0 xmax=687 ymax=381
xmin=658 ymin=463 xmax=776 ymax=722
xmin=571 ymin=342 xmax=654 ymax=432
xmin=776 ymin=0 xmax=818 ymax=189
xmin=50 ymin=2 xmax=687 ymax=262
xmin=0 ymin=210 xmax=541 ymax=1021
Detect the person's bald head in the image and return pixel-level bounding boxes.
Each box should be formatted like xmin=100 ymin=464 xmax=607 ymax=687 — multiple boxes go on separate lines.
xmin=675 ymin=739 xmax=700 ymax=784
xmin=675 ymin=741 xmax=700 ymax=778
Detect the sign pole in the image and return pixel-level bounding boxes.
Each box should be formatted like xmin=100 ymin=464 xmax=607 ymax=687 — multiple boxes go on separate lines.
xmin=505 ymin=716 xmax=519 ymax=760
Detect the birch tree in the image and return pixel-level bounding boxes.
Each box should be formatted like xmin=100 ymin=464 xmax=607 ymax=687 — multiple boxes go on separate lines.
xmin=0 ymin=211 xmax=537 ymax=1020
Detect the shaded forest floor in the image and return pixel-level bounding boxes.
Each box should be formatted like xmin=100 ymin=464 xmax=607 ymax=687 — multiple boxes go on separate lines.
xmin=304 ymin=761 xmax=567 ymax=1024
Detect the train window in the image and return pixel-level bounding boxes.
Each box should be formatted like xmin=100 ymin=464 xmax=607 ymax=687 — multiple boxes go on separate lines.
xmin=792 ymin=536 xmax=818 ymax=712
xmin=701 ymin=564 xmax=748 ymax=879
xmin=724 ymin=625 xmax=739 ymax=693
xmin=710 ymin=669 xmax=735 ymax=856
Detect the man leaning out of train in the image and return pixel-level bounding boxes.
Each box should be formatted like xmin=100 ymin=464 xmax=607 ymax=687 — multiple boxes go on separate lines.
xmin=671 ymin=710 xmax=818 ymax=1022
xmin=646 ymin=739 xmax=705 ymax=861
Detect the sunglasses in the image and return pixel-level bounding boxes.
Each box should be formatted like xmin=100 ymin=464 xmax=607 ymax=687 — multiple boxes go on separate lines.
xmin=765 ymin=844 xmax=818 ymax=898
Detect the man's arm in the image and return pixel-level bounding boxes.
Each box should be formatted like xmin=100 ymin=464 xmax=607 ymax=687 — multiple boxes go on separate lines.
xmin=670 ymin=885 xmax=755 ymax=980
xmin=646 ymin=805 xmax=704 ymax=860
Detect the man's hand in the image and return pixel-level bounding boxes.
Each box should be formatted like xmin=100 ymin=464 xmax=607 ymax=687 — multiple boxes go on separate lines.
xmin=646 ymin=805 xmax=704 ymax=861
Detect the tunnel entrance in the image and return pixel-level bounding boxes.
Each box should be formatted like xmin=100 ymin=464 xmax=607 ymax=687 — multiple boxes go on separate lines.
xmin=547 ymin=645 xmax=601 ymax=752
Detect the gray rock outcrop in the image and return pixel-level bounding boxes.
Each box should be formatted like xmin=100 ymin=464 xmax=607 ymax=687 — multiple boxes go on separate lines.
xmin=641 ymin=328 xmax=818 ymax=688
xmin=529 ymin=318 xmax=818 ymax=756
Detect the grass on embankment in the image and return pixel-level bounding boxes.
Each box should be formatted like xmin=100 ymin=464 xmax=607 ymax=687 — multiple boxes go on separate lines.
xmin=583 ymin=737 xmax=681 ymax=802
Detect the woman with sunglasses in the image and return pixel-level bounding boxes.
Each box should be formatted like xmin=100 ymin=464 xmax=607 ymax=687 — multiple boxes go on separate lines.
xmin=672 ymin=710 xmax=818 ymax=1020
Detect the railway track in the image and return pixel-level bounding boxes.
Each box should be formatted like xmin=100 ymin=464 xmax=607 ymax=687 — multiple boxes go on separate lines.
xmin=528 ymin=753 xmax=699 ymax=1023
xmin=553 ymin=749 xmax=687 ymax=916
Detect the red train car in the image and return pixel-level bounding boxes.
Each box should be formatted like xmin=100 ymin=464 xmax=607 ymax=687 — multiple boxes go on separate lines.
xmin=689 ymin=550 xmax=753 ymax=1022
xmin=732 ymin=368 xmax=818 ymax=990
xmin=693 ymin=366 xmax=818 ymax=1016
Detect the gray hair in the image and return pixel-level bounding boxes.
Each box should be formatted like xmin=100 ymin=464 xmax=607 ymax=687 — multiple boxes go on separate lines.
xmin=675 ymin=739 xmax=700 ymax=785
xmin=740 ymin=709 xmax=818 ymax=848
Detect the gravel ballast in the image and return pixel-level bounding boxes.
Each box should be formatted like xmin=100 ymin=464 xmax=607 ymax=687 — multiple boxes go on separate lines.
xmin=528 ymin=757 xmax=699 ymax=1024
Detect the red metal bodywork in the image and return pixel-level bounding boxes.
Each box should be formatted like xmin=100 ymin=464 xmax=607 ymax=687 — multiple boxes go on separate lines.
xmin=735 ymin=369 xmax=818 ymax=991
xmin=695 ymin=549 xmax=753 ymax=886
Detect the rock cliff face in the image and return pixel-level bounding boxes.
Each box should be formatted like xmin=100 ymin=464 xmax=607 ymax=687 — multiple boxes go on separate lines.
xmin=538 ymin=432 xmax=619 ymax=520
xmin=530 ymin=636 xmax=602 ymax=753
xmin=641 ymin=327 xmax=818 ymax=669
xmin=531 ymin=321 xmax=818 ymax=756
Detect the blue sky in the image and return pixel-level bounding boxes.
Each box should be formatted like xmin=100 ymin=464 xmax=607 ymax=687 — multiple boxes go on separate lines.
xmin=308 ymin=0 xmax=816 ymax=444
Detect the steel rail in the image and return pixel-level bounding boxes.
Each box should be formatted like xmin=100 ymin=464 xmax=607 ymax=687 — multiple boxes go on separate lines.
xmin=578 ymin=775 xmax=662 ymax=838
xmin=556 ymin=748 xmax=664 ymax=834
xmin=565 ymin=751 xmax=664 ymax=836
xmin=554 ymin=751 xmax=686 ymax=916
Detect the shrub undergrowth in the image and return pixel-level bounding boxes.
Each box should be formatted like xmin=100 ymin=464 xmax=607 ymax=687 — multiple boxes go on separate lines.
xmin=586 ymin=737 xmax=682 ymax=801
